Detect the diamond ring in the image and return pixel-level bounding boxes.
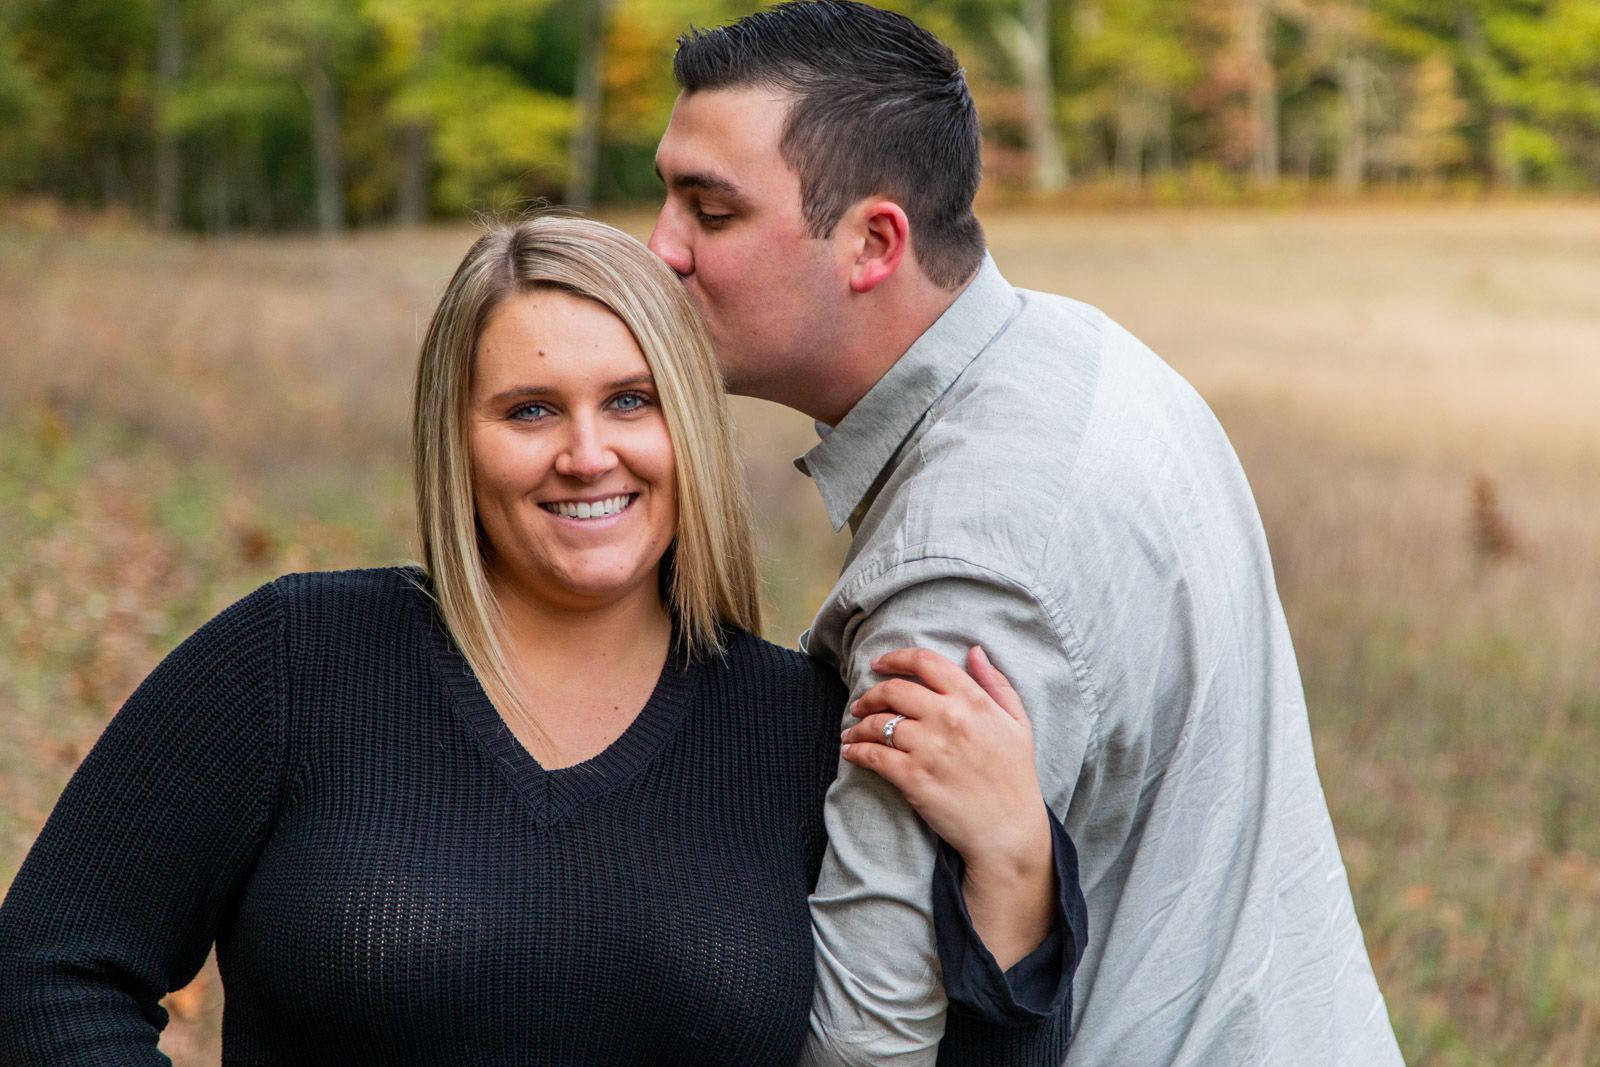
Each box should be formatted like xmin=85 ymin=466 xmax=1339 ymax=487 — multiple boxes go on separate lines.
xmin=883 ymin=713 xmax=907 ymax=750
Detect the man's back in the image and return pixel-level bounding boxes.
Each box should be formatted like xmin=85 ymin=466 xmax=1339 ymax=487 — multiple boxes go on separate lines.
xmin=800 ymin=259 xmax=1402 ymax=1063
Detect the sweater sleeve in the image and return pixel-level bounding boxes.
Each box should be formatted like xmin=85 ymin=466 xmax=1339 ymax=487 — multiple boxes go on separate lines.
xmin=0 ymin=582 xmax=288 ymax=1065
xmin=931 ymin=807 xmax=1084 ymax=1066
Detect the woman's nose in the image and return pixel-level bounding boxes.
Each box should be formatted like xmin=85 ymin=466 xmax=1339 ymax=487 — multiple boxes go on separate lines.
xmin=554 ymin=416 xmax=617 ymax=481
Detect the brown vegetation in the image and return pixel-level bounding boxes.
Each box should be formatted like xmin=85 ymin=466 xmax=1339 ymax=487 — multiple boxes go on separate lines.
xmin=3 ymin=203 xmax=1599 ymax=1065
xmin=1472 ymin=474 xmax=1523 ymax=564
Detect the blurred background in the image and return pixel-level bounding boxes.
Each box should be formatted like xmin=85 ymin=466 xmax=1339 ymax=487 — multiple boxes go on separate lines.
xmin=4 ymin=0 xmax=1600 ymax=224
xmin=2 ymin=1 xmax=1598 ymax=1065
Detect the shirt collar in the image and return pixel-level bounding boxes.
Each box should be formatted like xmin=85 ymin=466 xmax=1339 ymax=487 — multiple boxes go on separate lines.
xmin=795 ymin=255 xmax=1019 ymax=531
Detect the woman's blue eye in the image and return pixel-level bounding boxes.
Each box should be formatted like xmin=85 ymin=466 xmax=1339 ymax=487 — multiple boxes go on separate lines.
xmin=612 ymin=393 xmax=649 ymax=412
xmin=512 ymin=403 xmax=549 ymax=420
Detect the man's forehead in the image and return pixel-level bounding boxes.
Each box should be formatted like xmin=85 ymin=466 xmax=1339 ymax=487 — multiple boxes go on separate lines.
xmin=658 ymin=88 xmax=791 ymax=163
xmin=654 ymin=87 xmax=807 ymax=210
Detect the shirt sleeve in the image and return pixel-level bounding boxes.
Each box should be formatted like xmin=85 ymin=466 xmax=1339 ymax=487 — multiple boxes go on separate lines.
xmin=801 ymin=568 xmax=1092 ymax=1067
xmin=0 ymin=582 xmax=288 ymax=1064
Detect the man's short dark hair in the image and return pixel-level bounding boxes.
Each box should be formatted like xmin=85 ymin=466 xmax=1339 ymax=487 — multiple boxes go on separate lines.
xmin=673 ymin=1 xmax=985 ymax=290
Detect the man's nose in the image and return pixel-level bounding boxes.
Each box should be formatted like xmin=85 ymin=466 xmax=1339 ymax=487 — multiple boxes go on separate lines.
xmin=554 ymin=415 xmax=617 ymax=481
xmin=647 ymin=208 xmax=693 ymax=277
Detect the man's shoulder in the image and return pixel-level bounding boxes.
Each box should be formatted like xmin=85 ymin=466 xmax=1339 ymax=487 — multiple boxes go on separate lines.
xmin=859 ymin=290 xmax=1242 ymax=589
xmin=929 ymin=286 xmax=1204 ymax=449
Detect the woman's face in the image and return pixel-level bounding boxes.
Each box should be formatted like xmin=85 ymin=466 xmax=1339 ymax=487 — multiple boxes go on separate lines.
xmin=470 ymin=289 xmax=678 ymax=615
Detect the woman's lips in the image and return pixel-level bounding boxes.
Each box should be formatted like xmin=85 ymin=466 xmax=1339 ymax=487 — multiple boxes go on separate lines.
xmin=540 ymin=493 xmax=638 ymax=520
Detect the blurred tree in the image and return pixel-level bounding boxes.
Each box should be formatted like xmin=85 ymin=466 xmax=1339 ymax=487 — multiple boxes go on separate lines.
xmin=1405 ymin=49 xmax=1470 ymax=184
xmin=158 ymin=0 xmax=368 ymax=231
xmin=594 ymin=0 xmax=765 ymax=201
xmin=3 ymin=0 xmax=1600 ymax=224
xmin=566 ymin=0 xmax=612 ymax=208
xmin=995 ymin=0 xmax=1068 ymax=190
xmin=363 ymin=0 xmax=448 ymax=225
xmin=268 ymin=0 xmax=367 ymax=232
xmin=9 ymin=0 xmax=157 ymax=209
xmin=1237 ymin=0 xmax=1280 ymax=183
xmin=1269 ymin=0 xmax=1371 ymax=188
xmin=367 ymin=0 xmax=582 ymax=219
xmin=1457 ymin=4 xmax=1516 ymax=188
xmin=1492 ymin=0 xmax=1600 ymax=186
xmin=152 ymin=0 xmax=182 ymax=228
xmin=1328 ymin=1 xmax=1373 ymax=191
xmin=1070 ymin=0 xmax=1200 ymax=183
xmin=0 ymin=8 xmax=46 ymax=190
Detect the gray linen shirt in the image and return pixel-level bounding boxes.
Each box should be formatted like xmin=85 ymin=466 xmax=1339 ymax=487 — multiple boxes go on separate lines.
xmin=797 ymin=257 xmax=1404 ymax=1066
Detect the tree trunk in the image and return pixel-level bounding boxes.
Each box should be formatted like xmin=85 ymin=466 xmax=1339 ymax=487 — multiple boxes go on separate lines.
xmin=305 ymin=58 xmax=346 ymax=233
xmin=153 ymin=0 xmax=182 ymax=230
xmin=1153 ymin=88 xmax=1174 ymax=175
xmin=567 ymin=0 xmax=610 ymax=210
xmin=396 ymin=123 xmax=430 ymax=225
xmin=1238 ymin=0 xmax=1279 ymax=185
xmin=1022 ymin=0 xmax=1067 ymax=191
xmin=1336 ymin=49 xmax=1367 ymax=193
xmin=1459 ymin=9 xmax=1516 ymax=191
xmin=241 ymin=125 xmax=273 ymax=230
xmin=996 ymin=2 xmax=1067 ymax=192
xmin=205 ymin=147 xmax=231 ymax=236
xmin=395 ymin=24 xmax=436 ymax=226
xmin=92 ymin=141 xmax=133 ymax=209
xmin=1114 ymin=89 xmax=1143 ymax=186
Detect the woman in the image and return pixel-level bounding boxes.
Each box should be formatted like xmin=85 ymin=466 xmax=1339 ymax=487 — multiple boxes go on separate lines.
xmin=0 ymin=218 xmax=1065 ymax=1064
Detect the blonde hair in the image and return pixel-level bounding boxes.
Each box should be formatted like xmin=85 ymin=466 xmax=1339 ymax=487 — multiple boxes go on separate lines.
xmin=413 ymin=216 xmax=762 ymax=721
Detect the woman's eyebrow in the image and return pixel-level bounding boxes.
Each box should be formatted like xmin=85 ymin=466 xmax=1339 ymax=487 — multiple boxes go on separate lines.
xmin=485 ymin=374 xmax=655 ymax=404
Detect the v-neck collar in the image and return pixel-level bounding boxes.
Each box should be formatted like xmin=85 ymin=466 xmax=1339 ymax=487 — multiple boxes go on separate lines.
xmin=421 ymin=600 xmax=701 ymax=827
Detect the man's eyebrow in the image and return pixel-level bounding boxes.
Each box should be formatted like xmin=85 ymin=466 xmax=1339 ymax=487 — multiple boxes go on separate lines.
xmin=485 ymin=374 xmax=656 ymax=404
xmin=654 ymin=162 xmax=744 ymax=199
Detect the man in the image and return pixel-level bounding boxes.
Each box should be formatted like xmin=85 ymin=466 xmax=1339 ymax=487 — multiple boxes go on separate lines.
xmin=648 ymin=2 xmax=1404 ymax=1065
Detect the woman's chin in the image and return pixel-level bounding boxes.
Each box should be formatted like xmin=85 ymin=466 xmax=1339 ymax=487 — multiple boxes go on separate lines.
xmin=498 ymin=558 xmax=665 ymax=616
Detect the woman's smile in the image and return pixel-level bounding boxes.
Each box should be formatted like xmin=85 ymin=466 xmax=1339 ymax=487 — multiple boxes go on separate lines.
xmin=540 ymin=493 xmax=639 ymax=521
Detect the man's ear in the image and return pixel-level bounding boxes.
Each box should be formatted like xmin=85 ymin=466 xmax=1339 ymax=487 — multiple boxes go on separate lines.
xmin=848 ymin=200 xmax=910 ymax=294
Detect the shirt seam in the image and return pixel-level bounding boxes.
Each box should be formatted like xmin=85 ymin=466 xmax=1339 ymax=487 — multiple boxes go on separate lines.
xmin=841 ymin=549 xmax=1104 ymax=775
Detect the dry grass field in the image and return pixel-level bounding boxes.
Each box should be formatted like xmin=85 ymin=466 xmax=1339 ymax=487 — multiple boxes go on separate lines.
xmin=2 ymin=202 xmax=1598 ymax=1065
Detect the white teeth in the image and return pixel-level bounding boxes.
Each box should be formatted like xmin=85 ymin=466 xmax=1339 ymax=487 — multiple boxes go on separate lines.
xmin=546 ymin=495 xmax=632 ymax=520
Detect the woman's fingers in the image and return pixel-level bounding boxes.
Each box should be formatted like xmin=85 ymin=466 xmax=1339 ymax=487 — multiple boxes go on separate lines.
xmin=968 ymin=645 xmax=1029 ymax=723
xmin=850 ymin=675 xmax=947 ymax=722
xmin=843 ymin=711 xmax=917 ymax=751
xmin=840 ymin=735 xmax=918 ymax=789
xmin=868 ymin=647 xmax=980 ymax=698
xmin=857 ymin=645 xmax=1010 ymax=726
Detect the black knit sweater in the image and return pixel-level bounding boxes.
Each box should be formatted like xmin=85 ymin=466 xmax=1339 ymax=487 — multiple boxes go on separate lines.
xmin=0 ymin=568 xmax=1072 ymax=1065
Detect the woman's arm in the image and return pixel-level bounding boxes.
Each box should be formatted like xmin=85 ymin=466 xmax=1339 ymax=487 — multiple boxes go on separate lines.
xmin=0 ymin=583 xmax=287 ymax=1061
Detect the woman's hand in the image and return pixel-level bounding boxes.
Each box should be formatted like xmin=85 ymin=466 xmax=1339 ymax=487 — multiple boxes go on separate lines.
xmin=841 ymin=645 xmax=1056 ymax=970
